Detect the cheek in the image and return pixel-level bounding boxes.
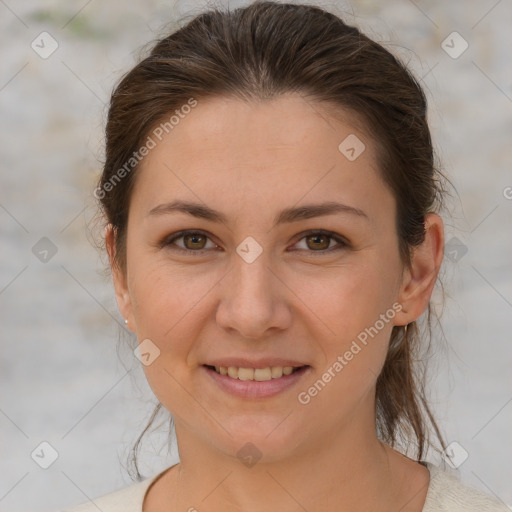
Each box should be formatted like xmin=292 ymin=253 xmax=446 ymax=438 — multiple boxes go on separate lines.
xmin=128 ymin=252 xmax=214 ymax=337
xmin=129 ymin=247 xmax=399 ymax=429
xmin=129 ymin=260 xmax=213 ymax=412
xmin=291 ymin=260 xmax=398 ymax=340
xmin=294 ymin=268 xmax=395 ymax=421
xmin=129 ymin=247 xmax=400 ymax=349
xmin=291 ymin=259 xmax=398 ymax=396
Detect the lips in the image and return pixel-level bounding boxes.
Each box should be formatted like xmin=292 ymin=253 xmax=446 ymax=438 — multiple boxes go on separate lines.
xmin=203 ymin=364 xmax=311 ymax=398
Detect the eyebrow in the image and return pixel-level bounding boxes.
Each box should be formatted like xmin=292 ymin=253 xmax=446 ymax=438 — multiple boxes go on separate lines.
xmin=148 ymin=200 xmax=368 ymax=227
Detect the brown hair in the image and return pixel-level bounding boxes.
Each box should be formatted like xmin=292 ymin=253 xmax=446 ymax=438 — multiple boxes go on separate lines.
xmin=97 ymin=1 xmax=449 ymax=480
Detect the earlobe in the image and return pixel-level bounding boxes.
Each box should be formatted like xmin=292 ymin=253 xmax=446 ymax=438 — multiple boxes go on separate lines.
xmin=394 ymin=213 xmax=444 ymax=325
xmin=105 ymin=224 xmax=134 ymax=330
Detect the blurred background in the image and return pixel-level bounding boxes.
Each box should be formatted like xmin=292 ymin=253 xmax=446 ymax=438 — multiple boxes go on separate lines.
xmin=0 ymin=0 xmax=511 ymax=510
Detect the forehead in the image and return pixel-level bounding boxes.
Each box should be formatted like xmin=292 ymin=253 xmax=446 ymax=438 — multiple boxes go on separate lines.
xmin=145 ymin=94 xmax=373 ymax=163
xmin=131 ymin=93 xmax=392 ymax=222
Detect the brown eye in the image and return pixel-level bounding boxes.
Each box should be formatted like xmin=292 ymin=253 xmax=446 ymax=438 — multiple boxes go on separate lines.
xmin=305 ymin=233 xmax=331 ymax=250
xmin=293 ymin=230 xmax=347 ymax=254
xmin=162 ymin=229 xmax=347 ymax=256
xmin=183 ymin=232 xmax=207 ymax=250
xmin=163 ymin=230 xmax=218 ymax=254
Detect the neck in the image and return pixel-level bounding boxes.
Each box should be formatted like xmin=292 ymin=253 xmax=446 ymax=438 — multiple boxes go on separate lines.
xmin=163 ymin=415 xmax=403 ymax=512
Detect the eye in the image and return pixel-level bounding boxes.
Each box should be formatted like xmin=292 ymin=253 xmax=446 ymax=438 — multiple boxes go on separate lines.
xmin=163 ymin=230 xmax=218 ymax=255
xmin=161 ymin=229 xmax=348 ymax=255
xmin=292 ymin=230 xmax=349 ymax=254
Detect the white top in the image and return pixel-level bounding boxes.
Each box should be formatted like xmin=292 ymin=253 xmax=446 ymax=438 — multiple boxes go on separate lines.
xmin=60 ymin=461 xmax=509 ymax=511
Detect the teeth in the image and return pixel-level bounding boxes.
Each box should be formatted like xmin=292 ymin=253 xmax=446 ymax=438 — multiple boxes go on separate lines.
xmin=238 ymin=367 xmax=254 ymax=380
xmin=254 ymin=368 xmax=272 ymax=381
xmin=212 ymin=365 xmax=301 ymax=380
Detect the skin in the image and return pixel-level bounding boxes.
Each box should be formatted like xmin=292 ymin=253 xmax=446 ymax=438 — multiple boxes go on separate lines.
xmin=106 ymin=93 xmax=444 ymax=512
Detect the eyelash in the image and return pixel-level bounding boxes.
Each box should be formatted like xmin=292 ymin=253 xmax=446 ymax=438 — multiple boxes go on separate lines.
xmin=161 ymin=229 xmax=349 ymax=256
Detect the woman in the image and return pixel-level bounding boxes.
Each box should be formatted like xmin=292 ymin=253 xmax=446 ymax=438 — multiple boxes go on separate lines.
xmin=64 ymin=1 xmax=507 ymax=511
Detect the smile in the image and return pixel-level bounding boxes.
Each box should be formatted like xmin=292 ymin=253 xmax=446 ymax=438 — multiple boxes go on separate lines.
xmin=203 ymin=364 xmax=311 ymax=399
xmin=206 ymin=364 xmax=304 ymax=381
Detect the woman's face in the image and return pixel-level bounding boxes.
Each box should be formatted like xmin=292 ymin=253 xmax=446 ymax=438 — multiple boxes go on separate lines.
xmin=110 ymin=93 xmax=436 ymax=462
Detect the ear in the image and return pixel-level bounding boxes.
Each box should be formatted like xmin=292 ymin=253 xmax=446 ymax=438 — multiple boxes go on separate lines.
xmin=105 ymin=224 xmax=134 ymax=331
xmin=394 ymin=213 xmax=444 ymax=325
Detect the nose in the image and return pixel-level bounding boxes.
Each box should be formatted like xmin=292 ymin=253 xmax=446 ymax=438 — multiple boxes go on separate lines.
xmin=215 ymin=252 xmax=292 ymax=339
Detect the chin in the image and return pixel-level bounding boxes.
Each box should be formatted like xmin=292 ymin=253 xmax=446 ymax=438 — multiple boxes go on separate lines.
xmin=206 ymin=417 xmax=304 ymax=464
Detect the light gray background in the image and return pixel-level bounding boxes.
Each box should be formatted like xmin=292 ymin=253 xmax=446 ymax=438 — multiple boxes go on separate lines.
xmin=1 ymin=1 xmax=511 ymax=511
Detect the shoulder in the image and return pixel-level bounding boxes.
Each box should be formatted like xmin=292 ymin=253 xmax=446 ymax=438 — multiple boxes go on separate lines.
xmin=60 ymin=467 xmax=170 ymax=512
xmin=422 ymin=461 xmax=509 ymax=512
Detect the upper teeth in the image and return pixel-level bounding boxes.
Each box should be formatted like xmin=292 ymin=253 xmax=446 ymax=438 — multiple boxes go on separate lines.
xmin=214 ymin=366 xmax=297 ymax=381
